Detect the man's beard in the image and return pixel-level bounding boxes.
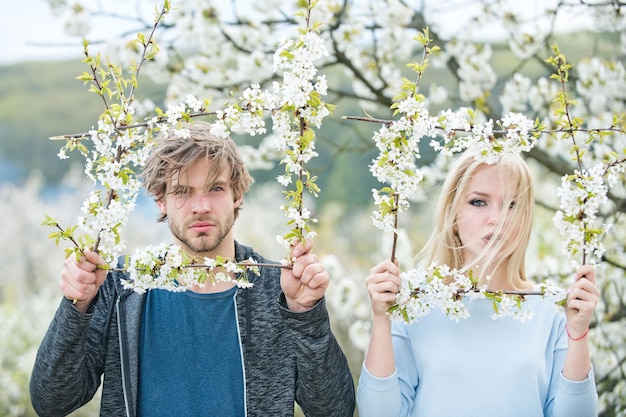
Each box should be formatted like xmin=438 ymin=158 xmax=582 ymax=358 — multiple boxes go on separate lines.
xmin=168 ymin=213 xmax=235 ymax=255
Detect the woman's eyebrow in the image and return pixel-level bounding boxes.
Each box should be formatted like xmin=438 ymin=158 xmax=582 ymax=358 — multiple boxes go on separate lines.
xmin=466 ymin=190 xmax=490 ymax=197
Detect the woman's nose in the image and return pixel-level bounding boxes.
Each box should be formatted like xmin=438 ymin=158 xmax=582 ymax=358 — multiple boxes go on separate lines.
xmin=487 ymin=207 xmax=500 ymax=225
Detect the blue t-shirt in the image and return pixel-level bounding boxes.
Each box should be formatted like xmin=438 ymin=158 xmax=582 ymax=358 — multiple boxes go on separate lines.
xmin=137 ymin=286 xmax=245 ymax=416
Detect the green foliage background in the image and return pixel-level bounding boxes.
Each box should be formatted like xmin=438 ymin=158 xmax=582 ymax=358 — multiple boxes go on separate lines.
xmin=0 ymin=29 xmax=618 ymax=204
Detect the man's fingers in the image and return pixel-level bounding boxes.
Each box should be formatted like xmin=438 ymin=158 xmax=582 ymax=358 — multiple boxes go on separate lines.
xmin=305 ymin=270 xmax=329 ymax=290
xmin=61 ymin=250 xmax=107 ymax=308
xmin=291 ymin=253 xmax=320 ymax=278
xmin=290 ymin=239 xmax=313 ymax=258
xmin=83 ymin=250 xmax=106 ymax=269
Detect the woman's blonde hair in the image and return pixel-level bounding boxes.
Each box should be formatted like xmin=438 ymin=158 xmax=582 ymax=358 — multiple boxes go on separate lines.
xmin=418 ymin=152 xmax=535 ymax=290
xmin=141 ymin=121 xmax=254 ymax=222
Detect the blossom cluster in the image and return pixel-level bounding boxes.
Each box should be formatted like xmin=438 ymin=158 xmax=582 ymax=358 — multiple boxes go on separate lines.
xmin=75 ymin=122 xmax=150 ymax=264
xmin=577 ymin=58 xmax=626 ymax=116
xmin=122 ymin=244 xmax=258 ymax=293
xmin=435 ymin=40 xmax=497 ymax=103
xmin=553 ymin=163 xmax=611 ymax=265
xmin=389 ymin=263 xmax=566 ymax=324
xmin=53 ymin=94 xmax=215 ymax=268
xmin=434 ymin=110 xmax=539 ymax=163
xmin=198 ymin=29 xmax=331 ymax=251
xmin=370 ymin=103 xmax=540 ymax=234
xmin=370 ymin=98 xmax=439 ymax=232
xmin=271 ymin=30 xmax=331 ymax=248
xmin=210 ymin=84 xmax=274 ymax=139
xmin=389 ymin=264 xmax=473 ymax=323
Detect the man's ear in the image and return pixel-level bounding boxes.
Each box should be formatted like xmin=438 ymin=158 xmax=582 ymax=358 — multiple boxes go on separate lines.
xmin=156 ymin=198 xmax=166 ymax=215
xmin=234 ymin=195 xmax=243 ymax=209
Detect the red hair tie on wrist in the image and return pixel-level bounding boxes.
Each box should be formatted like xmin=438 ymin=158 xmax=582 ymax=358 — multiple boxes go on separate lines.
xmin=566 ymin=324 xmax=589 ymax=341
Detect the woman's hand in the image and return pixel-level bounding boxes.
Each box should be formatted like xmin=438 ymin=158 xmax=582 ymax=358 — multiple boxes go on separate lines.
xmin=565 ymin=264 xmax=600 ymax=340
xmin=365 ymin=259 xmax=401 ymax=317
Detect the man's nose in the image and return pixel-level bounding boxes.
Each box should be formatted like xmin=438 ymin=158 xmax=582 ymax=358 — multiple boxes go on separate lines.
xmin=191 ymin=194 xmax=211 ymax=212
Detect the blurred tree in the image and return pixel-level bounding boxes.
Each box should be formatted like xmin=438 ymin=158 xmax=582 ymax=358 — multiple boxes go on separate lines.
xmin=11 ymin=0 xmax=626 ymax=415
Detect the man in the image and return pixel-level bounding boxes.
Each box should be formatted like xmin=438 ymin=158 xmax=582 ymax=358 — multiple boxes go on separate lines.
xmin=30 ymin=121 xmax=355 ymax=416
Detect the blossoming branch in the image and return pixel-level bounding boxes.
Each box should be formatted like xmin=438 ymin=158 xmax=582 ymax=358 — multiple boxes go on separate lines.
xmin=351 ymin=39 xmax=626 ymax=323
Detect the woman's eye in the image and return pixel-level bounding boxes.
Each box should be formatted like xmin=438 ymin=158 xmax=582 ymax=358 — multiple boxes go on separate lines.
xmin=470 ymin=199 xmax=486 ymax=207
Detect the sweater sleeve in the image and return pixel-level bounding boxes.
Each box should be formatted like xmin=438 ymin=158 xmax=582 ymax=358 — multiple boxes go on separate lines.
xmin=549 ymin=369 xmax=598 ymax=417
xmin=279 ymin=294 xmax=356 ymax=417
xmin=357 ymin=365 xmax=402 ymax=417
xmin=30 ymin=281 xmax=115 ymax=416
xmin=356 ymin=320 xmax=415 ymax=417
xmin=544 ymin=319 xmax=598 ymax=417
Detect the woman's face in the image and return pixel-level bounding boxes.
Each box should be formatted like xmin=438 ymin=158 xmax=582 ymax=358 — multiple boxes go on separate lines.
xmin=455 ymin=164 xmax=519 ymax=264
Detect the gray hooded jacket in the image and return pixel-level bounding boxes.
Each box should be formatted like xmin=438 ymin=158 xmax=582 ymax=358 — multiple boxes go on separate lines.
xmin=30 ymin=242 xmax=355 ymax=416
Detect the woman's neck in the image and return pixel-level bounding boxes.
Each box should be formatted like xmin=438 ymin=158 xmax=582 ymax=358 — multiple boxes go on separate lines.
xmin=472 ymin=262 xmax=510 ymax=291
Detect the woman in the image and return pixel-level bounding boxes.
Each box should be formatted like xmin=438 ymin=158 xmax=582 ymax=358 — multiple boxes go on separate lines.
xmin=357 ymin=152 xmax=599 ymax=417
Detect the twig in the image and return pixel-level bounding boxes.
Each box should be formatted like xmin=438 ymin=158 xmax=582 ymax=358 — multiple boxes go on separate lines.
xmin=112 ymin=262 xmax=293 ymax=272
xmin=344 ymin=115 xmax=623 ymax=136
xmin=390 ymin=193 xmax=399 ymax=262
xmin=410 ymin=287 xmax=545 ymax=297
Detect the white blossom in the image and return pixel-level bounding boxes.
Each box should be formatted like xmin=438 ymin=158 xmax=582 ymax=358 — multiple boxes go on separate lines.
xmin=122 ymin=244 xmax=258 ymax=293
xmin=391 ymin=263 xmax=568 ymax=323
xmin=553 ymin=163 xmax=611 ymax=264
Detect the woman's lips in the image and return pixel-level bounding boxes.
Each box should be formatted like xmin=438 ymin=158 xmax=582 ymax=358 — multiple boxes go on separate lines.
xmin=482 ymin=233 xmax=501 ymax=244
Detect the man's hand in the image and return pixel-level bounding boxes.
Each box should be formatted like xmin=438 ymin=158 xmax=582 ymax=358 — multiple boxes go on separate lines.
xmin=60 ymin=250 xmax=107 ymax=313
xmin=280 ymin=239 xmax=329 ymax=312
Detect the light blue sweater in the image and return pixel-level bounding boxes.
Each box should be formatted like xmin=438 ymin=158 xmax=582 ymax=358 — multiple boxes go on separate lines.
xmin=357 ymin=296 xmax=597 ymax=417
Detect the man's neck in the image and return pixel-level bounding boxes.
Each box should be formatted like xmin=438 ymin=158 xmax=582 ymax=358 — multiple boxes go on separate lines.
xmin=190 ymin=280 xmax=237 ymax=294
xmin=188 ymin=241 xmax=238 ymax=294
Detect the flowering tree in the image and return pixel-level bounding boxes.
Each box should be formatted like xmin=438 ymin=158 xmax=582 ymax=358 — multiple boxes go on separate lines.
xmin=21 ymin=0 xmax=626 ymax=415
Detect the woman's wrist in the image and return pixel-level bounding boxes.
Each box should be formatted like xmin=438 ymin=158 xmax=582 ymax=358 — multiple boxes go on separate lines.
xmin=566 ymin=324 xmax=590 ymax=341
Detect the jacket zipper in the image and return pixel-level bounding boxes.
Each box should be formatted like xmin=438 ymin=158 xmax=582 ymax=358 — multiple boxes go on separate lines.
xmin=116 ymin=296 xmax=134 ymax=417
xmin=234 ymin=289 xmax=248 ymax=417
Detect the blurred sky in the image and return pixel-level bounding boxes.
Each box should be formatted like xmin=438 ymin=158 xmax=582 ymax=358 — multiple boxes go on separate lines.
xmin=0 ymin=0 xmax=594 ymax=66
xmin=0 ymin=0 xmax=154 ymax=65
xmin=1 ymin=0 xmax=80 ymax=64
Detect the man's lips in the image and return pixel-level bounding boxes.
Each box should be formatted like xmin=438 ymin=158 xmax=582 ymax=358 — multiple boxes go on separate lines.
xmin=189 ymin=221 xmax=214 ymax=233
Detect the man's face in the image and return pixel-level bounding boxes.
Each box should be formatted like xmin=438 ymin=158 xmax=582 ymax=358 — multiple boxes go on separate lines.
xmin=157 ymin=158 xmax=242 ymax=258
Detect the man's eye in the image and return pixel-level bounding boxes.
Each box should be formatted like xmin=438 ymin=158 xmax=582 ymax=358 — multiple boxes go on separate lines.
xmin=173 ymin=188 xmax=190 ymax=196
